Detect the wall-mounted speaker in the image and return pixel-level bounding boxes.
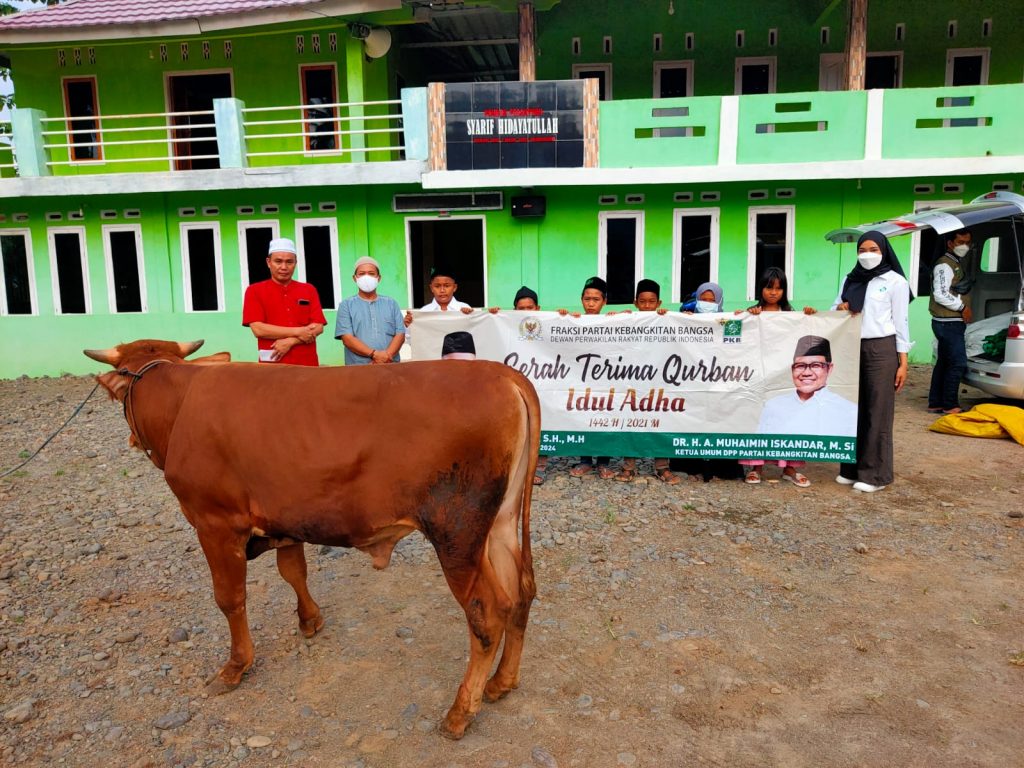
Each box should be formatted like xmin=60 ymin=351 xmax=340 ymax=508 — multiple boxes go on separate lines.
xmin=511 ymin=195 xmax=546 ymax=218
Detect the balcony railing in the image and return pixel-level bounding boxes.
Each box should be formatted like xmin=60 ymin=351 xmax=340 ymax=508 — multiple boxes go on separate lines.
xmin=0 ymin=139 xmax=16 ymax=177
xmin=240 ymin=99 xmax=405 ymax=165
xmin=9 ymin=91 xmax=424 ymax=178
xmin=37 ymin=108 xmax=219 ymax=172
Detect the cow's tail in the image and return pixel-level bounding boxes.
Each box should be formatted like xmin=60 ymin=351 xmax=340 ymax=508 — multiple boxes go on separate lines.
xmin=514 ymin=374 xmax=541 ymax=579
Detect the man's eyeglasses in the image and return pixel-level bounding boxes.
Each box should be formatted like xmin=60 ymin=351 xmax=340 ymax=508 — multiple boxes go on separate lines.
xmin=791 ymin=362 xmax=829 ymax=373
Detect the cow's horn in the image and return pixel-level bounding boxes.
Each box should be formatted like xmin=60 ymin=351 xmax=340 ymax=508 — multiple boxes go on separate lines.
xmin=177 ymin=340 xmax=205 ymax=358
xmin=83 ymin=347 xmax=119 ymax=365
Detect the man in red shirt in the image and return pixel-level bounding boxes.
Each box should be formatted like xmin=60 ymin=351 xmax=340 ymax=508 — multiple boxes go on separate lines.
xmin=242 ymin=238 xmax=326 ymax=366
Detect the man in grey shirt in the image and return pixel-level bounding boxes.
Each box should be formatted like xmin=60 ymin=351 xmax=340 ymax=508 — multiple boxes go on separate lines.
xmin=334 ymin=256 xmax=406 ymax=365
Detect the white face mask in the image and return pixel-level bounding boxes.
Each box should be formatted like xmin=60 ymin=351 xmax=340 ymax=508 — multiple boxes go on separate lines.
xmin=952 ymin=244 xmax=970 ymax=258
xmin=355 ymin=275 xmax=379 ymax=293
xmin=857 ymin=252 xmax=882 ymax=270
xmin=695 ymin=300 xmax=719 ymax=314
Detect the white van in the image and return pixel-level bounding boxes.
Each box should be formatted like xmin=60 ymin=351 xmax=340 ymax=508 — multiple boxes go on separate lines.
xmin=826 ymin=192 xmax=1024 ymax=401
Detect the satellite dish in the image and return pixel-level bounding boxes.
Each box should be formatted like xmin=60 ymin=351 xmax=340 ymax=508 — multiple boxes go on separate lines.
xmin=363 ymin=28 xmax=392 ymax=59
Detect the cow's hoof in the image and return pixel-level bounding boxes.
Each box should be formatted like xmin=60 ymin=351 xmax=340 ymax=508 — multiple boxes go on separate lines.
xmin=438 ymin=711 xmax=472 ymax=740
xmin=299 ymin=610 xmax=325 ymax=638
xmin=483 ymin=679 xmax=514 ymax=703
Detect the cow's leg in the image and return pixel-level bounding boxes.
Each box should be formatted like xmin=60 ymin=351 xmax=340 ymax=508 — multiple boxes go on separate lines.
xmin=483 ymin=554 xmax=536 ymax=702
xmin=275 ymin=543 xmax=324 ymax=638
xmin=482 ymin=518 xmax=537 ymax=703
xmin=437 ymin=556 xmax=512 ymax=740
xmin=195 ymin=527 xmax=254 ymax=695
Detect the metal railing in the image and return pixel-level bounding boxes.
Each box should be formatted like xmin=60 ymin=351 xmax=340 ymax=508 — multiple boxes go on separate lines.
xmin=241 ymin=98 xmax=405 ymax=161
xmin=39 ymin=109 xmax=219 ymax=170
xmin=0 ymin=139 xmax=16 ymax=172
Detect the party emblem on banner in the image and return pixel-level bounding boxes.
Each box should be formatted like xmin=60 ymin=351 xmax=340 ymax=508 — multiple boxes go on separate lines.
xmin=723 ymin=319 xmax=743 ymax=344
xmin=519 ymin=316 xmax=543 ymax=341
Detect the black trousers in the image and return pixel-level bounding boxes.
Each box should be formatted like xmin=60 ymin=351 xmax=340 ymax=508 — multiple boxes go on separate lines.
xmin=928 ymin=319 xmax=967 ymax=410
xmin=840 ymin=335 xmax=898 ymax=486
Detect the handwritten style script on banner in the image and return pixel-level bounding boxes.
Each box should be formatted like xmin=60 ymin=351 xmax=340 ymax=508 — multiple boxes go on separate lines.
xmin=409 ymin=311 xmax=861 ymax=462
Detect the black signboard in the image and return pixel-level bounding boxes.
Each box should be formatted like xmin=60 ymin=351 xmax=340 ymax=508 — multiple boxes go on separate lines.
xmin=444 ymin=80 xmax=585 ymax=171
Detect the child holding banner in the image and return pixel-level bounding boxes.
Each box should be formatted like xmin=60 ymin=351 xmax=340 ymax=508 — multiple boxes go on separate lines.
xmin=738 ymin=267 xmax=817 ymax=487
xmin=559 ymin=277 xmax=614 ymax=479
xmin=614 ymin=279 xmax=680 ymax=485
xmin=403 ymin=265 xmax=474 ymax=331
xmin=671 ymin=282 xmax=744 ymax=482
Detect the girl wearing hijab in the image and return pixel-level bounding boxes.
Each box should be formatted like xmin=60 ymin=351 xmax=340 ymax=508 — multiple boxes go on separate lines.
xmin=831 ymin=230 xmax=911 ymax=493
xmin=682 ymin=281 xmax=724 ymax=313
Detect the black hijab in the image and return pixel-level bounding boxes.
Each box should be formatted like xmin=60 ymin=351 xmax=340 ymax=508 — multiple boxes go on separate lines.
xmin=840 ymin=230 xmax=910 ymax=312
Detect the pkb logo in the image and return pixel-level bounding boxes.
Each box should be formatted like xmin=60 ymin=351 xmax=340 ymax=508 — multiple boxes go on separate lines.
xmin=722 ymin=319 xmax=743 ymax=344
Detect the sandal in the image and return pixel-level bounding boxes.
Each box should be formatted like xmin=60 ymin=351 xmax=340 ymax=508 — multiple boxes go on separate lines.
xmin=782 ymin=470 xmax=811 ymax=488
xmin=597 ymin=465 xmax=616 ymax=480
xmin=533 ymin=466 xmax=546 ymax=486
xmin=614 ymin=468 xmax=638 ymax=482
xmin=655 ymin=468 xmax=681 ymax=486
xmin=744 ymin=470 xmax=762 ymax=485
xmin=569 ymin=462 xmax=593 ymax=478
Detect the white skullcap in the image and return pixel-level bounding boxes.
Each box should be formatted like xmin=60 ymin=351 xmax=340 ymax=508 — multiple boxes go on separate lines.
xmin=268 ymin=237 xmax=296 ymax=255
xmin=353 ymin=256 xmax=381 ymax=273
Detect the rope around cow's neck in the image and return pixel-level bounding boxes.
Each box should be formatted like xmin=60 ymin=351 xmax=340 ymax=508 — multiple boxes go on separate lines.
xmin=0 ymin=382 xmax=101 ymax=479
xmin=121 ymin=359 xmax=173 ymax=466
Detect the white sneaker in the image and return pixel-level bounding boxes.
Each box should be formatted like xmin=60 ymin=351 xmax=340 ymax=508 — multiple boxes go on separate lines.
xmin=853 ymin=481 xmax=886 ymax=493
xmin=835 ymin=475 xmax=856 ymax=485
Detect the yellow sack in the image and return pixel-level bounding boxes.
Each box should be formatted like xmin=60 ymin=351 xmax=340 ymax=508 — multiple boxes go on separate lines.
xmin=929 ymin=403 xmax=1024 ymax=445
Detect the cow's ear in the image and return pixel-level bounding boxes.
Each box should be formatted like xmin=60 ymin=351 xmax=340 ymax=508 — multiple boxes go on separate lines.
xmin=190 ymin=351 xmax=231 ymax=365
xmin=96 ymin=371 xmax=130 ymax=401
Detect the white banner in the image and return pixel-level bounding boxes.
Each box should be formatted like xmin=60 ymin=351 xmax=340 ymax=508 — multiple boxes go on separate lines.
xmin=408 ymin=310 xmax=861 ymax=462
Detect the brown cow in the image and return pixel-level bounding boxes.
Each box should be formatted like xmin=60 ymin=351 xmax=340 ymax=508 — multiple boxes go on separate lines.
xmin=83 ymin=339 xmax=539 ymax=739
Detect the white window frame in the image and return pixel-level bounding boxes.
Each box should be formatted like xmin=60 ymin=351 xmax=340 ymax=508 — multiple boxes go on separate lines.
xmin=295 ymin=217 xmax=341 ymax=306
xmin=403 ymin=215 xmax=489 ymax=309
xmin=746 ymin=205 xmax=795 ymax=301
xmin=598 ymin=211 xmax=644 ymax=301
xmin=945 ymin=47 xmax=990 ymax=86
xmin=101 ymin=223 xmax=147 ymax=313
xmin=653 ymin=60 xmax=694 ymax=98
xmin=671 ymin=207 xmax=719 ymax=305
xmin=180 ymin=221 xmax=224 ymax=313
xmin=237 ymin=219 xmax=280 ymax=294
xmin=0 ymin=229 xmax=38 ymax=316
xmin=866 ymin=50 xmax=904 ymax=88
xmin=735 ymin=56 xmax=777 ymax=95
xmin=572 ymin=63 xmax=613 ymax=99
xmin=47 ymin=226 xmax=91 ymax=315
xmin=910 ymin=199 xmax=961 ymax=297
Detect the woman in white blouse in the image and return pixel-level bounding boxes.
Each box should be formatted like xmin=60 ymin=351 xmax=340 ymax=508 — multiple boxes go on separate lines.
xmin=831 ymin=230 xmax=911 ymax=493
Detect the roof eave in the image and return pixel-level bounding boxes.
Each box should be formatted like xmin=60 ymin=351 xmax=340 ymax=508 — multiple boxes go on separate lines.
xmin=0 ymin=0 xmax=401 ymax=46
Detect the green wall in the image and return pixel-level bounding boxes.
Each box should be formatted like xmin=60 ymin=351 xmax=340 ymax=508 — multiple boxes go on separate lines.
xmin=536 ymin=0 xmax=1024 ymax=97
xmin=4 ymin=173 xmax=1020 ymax=377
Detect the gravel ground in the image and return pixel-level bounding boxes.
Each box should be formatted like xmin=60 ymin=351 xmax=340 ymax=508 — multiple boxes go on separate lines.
xmin=1 ymin=366 xmax=1022 ymax=768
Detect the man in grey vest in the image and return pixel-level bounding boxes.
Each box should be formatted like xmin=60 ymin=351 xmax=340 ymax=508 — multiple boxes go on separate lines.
xmin=928 ymin=229 xmax=973 ymax=414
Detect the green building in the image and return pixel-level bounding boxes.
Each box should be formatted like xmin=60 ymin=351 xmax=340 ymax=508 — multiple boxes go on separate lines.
xmin=0 ymin=0 xmax=1021 ymax=376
